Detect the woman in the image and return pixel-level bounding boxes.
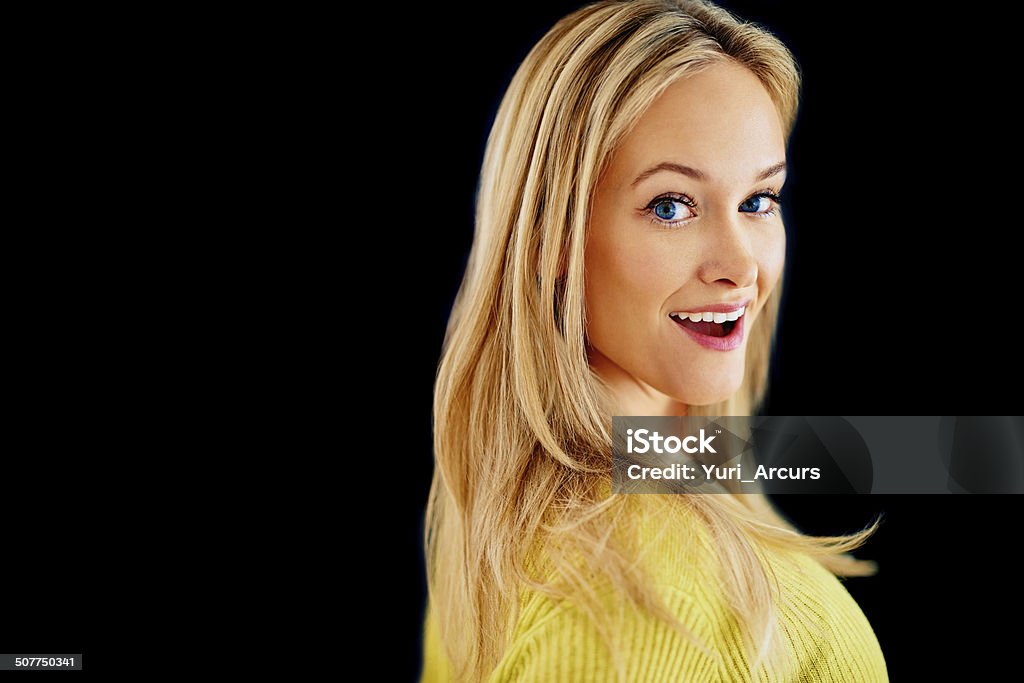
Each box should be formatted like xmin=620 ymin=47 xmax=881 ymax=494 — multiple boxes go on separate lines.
xmin=423 ymin=1 xmax=886 ymax=680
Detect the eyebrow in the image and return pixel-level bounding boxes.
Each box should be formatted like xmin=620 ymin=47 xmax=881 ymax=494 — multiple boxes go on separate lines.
xmin=630 ymin=160 xmax=787 ymax=187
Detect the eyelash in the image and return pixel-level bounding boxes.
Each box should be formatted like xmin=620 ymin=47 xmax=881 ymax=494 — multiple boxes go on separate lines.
xmin=750 ymin=188 xmax=783 ymax=219
xmin=642 ymin=192 xmax=698 ymax=227
xmin=642 ymin=189 xmax=783 ymax=227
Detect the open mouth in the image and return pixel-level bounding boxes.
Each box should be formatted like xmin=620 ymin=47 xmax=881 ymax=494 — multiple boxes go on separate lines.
xmin=670 ymin=307 xmax=745 ymax=337
xmin=669 ymin=306 xmax=746 ymax=350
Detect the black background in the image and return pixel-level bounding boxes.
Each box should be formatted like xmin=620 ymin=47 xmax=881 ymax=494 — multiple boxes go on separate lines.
xmin=386 ymin=1 xmax=1022 ymax=680
xmin=8 ymin=0 xmax=1018 ymax=678
xmin=373 ymin=0 xmax=1024 ymax=680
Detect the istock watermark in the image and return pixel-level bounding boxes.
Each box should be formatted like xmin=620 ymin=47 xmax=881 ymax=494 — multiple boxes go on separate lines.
xmin=611 ymin=416 xmax=1024 ymax=494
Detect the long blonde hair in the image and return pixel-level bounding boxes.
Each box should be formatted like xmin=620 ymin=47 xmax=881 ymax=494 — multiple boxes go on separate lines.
xmin=427 ymin=1 xmax=875 ymax=680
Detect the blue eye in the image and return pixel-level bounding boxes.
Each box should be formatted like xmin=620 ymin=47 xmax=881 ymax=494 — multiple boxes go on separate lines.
xmin=647 ymin=195 xmax=696 ymax=224
xmin=739 ymin=193 xmax=780 ymax=214
xmin=654 ymin=200 xmax=679 ymax=219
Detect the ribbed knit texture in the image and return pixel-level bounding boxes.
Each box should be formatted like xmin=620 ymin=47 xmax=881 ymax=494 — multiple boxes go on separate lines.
xmin=422 ymin=501 xmax=887 ymax=681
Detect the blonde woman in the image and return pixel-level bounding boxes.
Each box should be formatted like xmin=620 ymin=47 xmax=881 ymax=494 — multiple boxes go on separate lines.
xmin=423 ymin=1 xmax=886 ymax=680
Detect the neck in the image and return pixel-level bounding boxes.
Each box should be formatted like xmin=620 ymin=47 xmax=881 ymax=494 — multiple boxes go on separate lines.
xmin=588 ymin=348 xmax=688 ymax=417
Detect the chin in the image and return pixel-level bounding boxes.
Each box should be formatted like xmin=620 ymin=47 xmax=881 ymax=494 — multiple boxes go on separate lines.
xmin=670 ymin=367 xmax=745 ymax=407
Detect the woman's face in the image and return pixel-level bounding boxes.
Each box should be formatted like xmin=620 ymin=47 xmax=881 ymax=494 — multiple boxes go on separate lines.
xmin=585 ymin=61 xmax=787 ymax=414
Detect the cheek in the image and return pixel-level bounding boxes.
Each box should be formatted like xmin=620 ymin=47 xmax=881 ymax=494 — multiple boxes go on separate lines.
xmin=586 ymin=227 xmax=679 ymax=326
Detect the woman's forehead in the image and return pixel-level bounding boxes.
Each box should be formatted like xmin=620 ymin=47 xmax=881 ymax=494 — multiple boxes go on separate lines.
xmin=610 ymin=63 xmax=787 ymax=190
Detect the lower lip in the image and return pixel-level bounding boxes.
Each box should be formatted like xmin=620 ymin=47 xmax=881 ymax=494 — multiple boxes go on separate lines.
xmin=671 ymin=313 xmax=745 ymax=351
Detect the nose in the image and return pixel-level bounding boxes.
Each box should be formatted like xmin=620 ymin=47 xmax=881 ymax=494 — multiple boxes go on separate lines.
xmin=696 ymin=214 xmax=758 ymax=289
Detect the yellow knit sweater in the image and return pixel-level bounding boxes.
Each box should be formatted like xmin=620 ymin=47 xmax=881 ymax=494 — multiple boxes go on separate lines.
xmin=422 ymin=500 xmax=887 ymax=682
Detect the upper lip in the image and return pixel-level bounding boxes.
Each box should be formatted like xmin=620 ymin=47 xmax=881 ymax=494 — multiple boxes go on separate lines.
xmin=669 ymin=299 xmax=751 ymax=314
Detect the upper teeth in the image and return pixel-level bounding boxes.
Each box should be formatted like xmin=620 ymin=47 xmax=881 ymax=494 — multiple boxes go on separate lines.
xmin=671 ymin=307 xmax=745 ymax=323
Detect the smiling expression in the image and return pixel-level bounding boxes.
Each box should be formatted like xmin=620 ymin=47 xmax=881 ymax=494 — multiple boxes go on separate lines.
xmin=585 ymin=61 xmax=788 ymax=415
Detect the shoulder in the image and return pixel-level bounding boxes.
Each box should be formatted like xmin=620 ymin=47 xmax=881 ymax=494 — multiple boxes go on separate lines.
xmin=490 ymin=584 xmax=721 ymax=682
xmin=767 ymin=550 xmax=889 ymax=681
xmin=489 ymin=499 xmax=729 ymax=682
